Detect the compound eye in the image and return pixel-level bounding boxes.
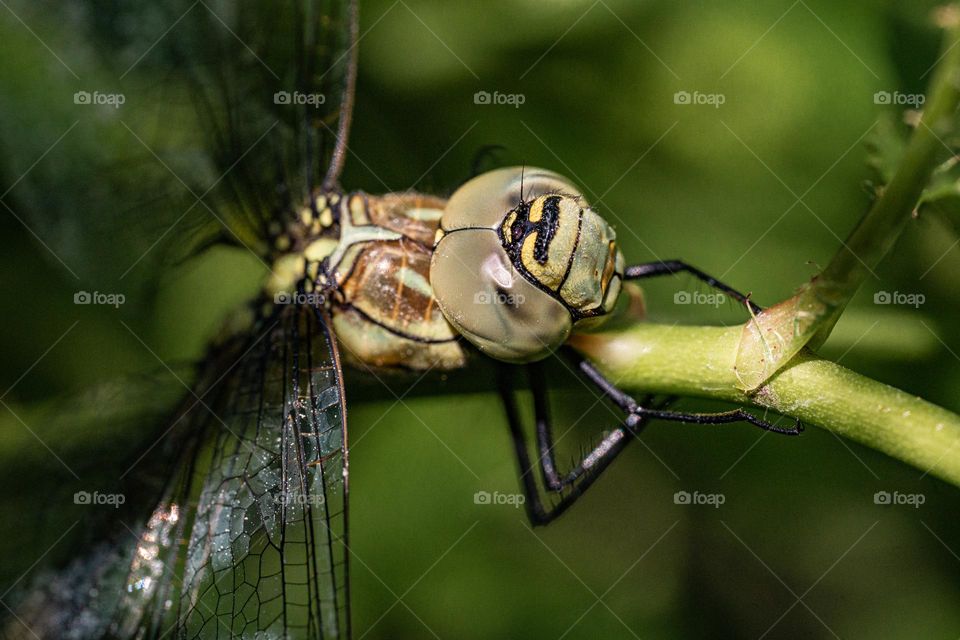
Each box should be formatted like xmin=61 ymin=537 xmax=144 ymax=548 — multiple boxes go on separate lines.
xmin=442 ymin=166 xmax=583 ymax=231
xmin=430 ymin=228 xmax=572 ymax=363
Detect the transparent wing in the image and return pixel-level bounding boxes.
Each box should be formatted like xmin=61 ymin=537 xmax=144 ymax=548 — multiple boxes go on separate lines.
xmin=169 ymin=303 xmax=350 ymax=639
xmin=1 ymin=302 xmax=350 ymax=640
xmin=127 ymin=0 xmax=358 ymax=246
xmin=0 ymin=0 xmax=355 ymax=274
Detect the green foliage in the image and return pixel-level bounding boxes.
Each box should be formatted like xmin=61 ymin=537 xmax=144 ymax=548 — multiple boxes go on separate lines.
xmin=3 ymin=1 xmax=960 ymax=639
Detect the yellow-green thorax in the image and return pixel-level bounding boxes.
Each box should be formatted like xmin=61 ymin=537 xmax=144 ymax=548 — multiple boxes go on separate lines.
xmin=268 ymin=191 xmax=468 ymax=372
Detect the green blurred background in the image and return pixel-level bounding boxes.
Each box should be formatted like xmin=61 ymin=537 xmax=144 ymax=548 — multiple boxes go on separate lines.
xmin=3 ymin=0 xmax=960 ymax=638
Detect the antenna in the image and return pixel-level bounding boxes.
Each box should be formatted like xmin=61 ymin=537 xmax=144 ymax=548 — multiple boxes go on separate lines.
xmin=519 ymin=164 xmax=526 ymax=206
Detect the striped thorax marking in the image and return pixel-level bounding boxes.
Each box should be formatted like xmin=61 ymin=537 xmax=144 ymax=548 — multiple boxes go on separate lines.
xmin=324 ymin=194 xmax=404 ymax=285
xmin=296 ymin=191 xmax=465 ymax=371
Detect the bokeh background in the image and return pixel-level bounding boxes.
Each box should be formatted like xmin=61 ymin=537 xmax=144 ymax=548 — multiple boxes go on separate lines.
xmin=2 ymin=0 xmax=960 ymax=638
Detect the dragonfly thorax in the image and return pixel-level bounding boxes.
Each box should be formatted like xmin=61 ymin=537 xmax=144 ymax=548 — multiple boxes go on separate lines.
xmin=271 ymin=190 xmax=469 ymax=371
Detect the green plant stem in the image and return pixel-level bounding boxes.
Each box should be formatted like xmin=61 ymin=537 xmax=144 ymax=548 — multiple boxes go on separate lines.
xmin=733 ymin=16 xmax=960 ymax=391
xmin=572 ymin=323 xmax=960 ymax=487
xmin=811 ymin=13 xmax=960 ymax=344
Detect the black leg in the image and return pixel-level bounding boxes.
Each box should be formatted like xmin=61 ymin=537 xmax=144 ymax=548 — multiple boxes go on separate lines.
xmin=528 ymin=359 xmax=658 ymax=492
xmin=624 ymin=260 xmax=762 ymax=313
xmin=496 ymin=352 xmax=803 ymax=526
xmin=496 ymin=362 xmax=656 ymax=526
xmin=528 ymin=360 xmax=562 ymax=492
xmin=496 ymin=363 xmax=553 ymax=525
xmin=570 ymin=350 xmax=803 ymax=436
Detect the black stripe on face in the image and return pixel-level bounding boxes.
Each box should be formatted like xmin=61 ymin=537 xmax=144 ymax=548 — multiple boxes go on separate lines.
xmin=533 ymin=195 xmax=561 ymax=265
xmin=509 ymin=201 xmax=529 ymax=250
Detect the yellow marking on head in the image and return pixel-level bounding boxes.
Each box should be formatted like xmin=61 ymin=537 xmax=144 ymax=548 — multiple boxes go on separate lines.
xmin=527 ymin=199 xmax=543 ymax=223
xmin=520 ymin=234 xmax=562 ymax=291
xmin=601 ymin=274 xmax=622 ymax=314
xmin=518 ymin=196 xmax=581 ymax=292
xmin=501 ymin=211 xmax=517 ymax=244
xmin=600 ymin=241 xmax=617 ymax=293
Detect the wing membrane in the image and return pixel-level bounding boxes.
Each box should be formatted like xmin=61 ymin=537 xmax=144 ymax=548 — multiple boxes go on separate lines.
xmin=0 ymin=0 xmax=355 ymax=272
xmin=173 ymin=303 xmax=348 ymax=639
xmin=148 ymin=0 xmax=356 ymax=245
xmin=1 ymin=302 xmax=350 ymax=639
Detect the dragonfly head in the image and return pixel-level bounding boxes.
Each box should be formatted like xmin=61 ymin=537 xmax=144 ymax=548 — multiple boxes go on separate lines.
xmin=430 ymin=166 xmax=624 ymax=363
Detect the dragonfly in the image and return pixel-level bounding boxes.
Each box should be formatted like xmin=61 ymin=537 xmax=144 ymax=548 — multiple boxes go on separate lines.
xmin=0 ymin=1 xmax=801 ymax=638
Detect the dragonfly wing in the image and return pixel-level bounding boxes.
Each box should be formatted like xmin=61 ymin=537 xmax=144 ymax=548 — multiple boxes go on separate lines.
xmin=137 ymin=0 xmax=358 ymax=246
xmin=0 ymin=0 xmax=356 ymax=272
xmin=1 ymin=302 xmax=350 ymax=640
xmin=168 ymin=303 xmax=350 ymax=639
